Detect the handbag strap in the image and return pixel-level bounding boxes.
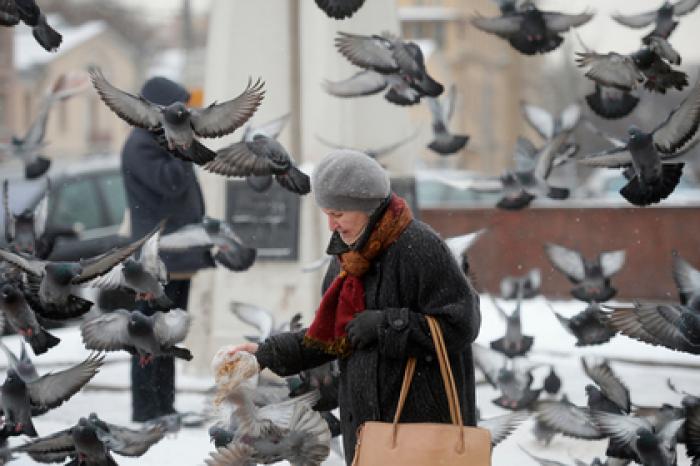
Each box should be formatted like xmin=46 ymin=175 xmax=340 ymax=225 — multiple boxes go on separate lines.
xmin=391 ymin=315 xmax=465 ymax=451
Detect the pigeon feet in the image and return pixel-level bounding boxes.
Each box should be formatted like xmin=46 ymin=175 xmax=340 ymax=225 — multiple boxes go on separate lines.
xmin=139 ymin=355 xmax=154 ymax=367
xmin=19 ymin=328 xmax=33 ymax=337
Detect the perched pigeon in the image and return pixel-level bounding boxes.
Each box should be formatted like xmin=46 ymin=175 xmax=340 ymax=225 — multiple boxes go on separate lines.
xmin=489 ymin=293 xmax=534 ymax=358
xmin=0 ymin=225 xmax=156 ymax=309
xmin=12 ymin=412 xmax=166 ymax=464
xmin=0 ymin=73 xmax=87 ymax=178
xmin=444 ymin=228 xmax=488 ymax=276
xmin=671 ymin=250 xmax=700 ymax=308
xmin=577 ymin=76 xmax=700 ymax=206
xmin=471 ymin=1 xmax=593 ymax=55
xmin=0 ymin=282 xmax=60 ymax=355
xmin=90 ymin=66 xmax=265 ymax=153
xmin=500 ymin=268 xmax=541 ymax=300
xmin=324 ymin=31 xmax=443 ymax=106
xmin=159 ymin=217 xmax=257 ymax=272
xmin=0 ymin=340 xmax=39 ymax=382
xmin=315 ymin=129 xmax=419 ymax=160
xmin=87 ymin=224 xmax=172 ymax=310
xmin=207 ymin=349 xmax=331 ymax=466
xmin=314 ymin=0 xmax=365 ymax=19
xmin=585 ymin=84 xmax=640 ymax=120
xmin=521 ymin=101 xmax=581 ymax=141
xmin=203 ymin=134 xmax=311 ymax=195
xmin=0 ymin=0 xmax=62 ymax=51
xmin=230 ymin=301 xmax=302 ymax=342
xmin=80 ymin=308 xmax=192 ymax=366
xmin=544 ymin=243 xmax=625 ymax=302
xmin=576 ymin=36 xmax=687 ymax=94
xmin=612 ymin=0 xmax=700 ymax=44
xmin=1 ymin=353 xmax=103 ymax=437
xmin=427 ymin=85 xmax=469 ymax=155
xmin=550 ymin=301 xmax=617 ymax=346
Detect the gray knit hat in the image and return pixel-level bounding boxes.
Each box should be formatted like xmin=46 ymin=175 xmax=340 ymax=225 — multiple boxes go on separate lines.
xmin=312 ymin=150 xmax=391 ymax=213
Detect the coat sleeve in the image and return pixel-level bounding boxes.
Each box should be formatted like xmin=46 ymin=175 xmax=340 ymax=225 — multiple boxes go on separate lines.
xmin=378 ymin=227 xmax=481 ymax=359
xmin=255 ymin=258 xmax=340 ymax=376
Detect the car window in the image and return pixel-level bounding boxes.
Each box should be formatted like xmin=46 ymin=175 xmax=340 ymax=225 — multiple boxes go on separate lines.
xmin=50 ymin=179 xmax=104 ymax=231
xmin=95 ymin=172 xmax=126 ymax=225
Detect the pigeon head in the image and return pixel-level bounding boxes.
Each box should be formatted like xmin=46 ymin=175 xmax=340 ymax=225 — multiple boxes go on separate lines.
xmin=71 ymin=420 xmax=101 ymax=452
xmin=0 ymin=284 xmax=20 ymax=303
xmin=634 ymin=427 xmax=659 ymax=452
xmin=128 ymin=311 xmax=153 ymax=337
xmin=45 ymin=262 xmax=81 ymax=285
xmin=163 ymin=102 xmax=191 ymax=125
xmin=627 ymin=126 xmax=652 ymax=148
xmin=208 ymin=426 xmax=234 ymax=448
xmin=3 ymin=369 xmax=25 ymax=392
xmin=122 ymin=258 xmax=143 ymax=276
xmin=202 ymin=217 xmax=221 ymax=236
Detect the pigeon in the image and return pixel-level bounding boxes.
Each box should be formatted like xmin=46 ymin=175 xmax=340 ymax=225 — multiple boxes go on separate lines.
xmin=0 ymin=73 xmax=87 ymax=178
xmin=3 ymin=178 xmax=48 ymax=255
xmin=471 ymin=1 xmax=593 ymax=55
xmin=521 ymin=101 xmax=581 ymax=141
xmin=575 ymin=36 xmax=688 ymax=95
xmin=81 ymin=308 xmax=192 ymax=366
xmin=0 ymin=282 xmax=60 ymax=355
xmin=90 ymin=66 xmax=265 ymax=152
xmin=314 ymin=0 xmax=365 ymax=19
xmin=203 ymin=134 xmax=311 ymax=195
xmin=582 ymin=358 xmax=631 ymax=414
xmin=324 ymin=31 xmax=444 ymax=106
xmin=607 ymin=301 xmax=700 ymax=354
xmin=500 ymin=268 xmax=541 ymax=300
xmin=478 ymin=411 xmax=530 ymax=447
xmin=550 ymin=301 xmax=617 ymax=346
xmin=1 ymin=353 xmax=103 ymax=437
xmin=230 ymin=301 xmax=302 ymax=342
xmin=543 ymin=366 xmax=562 ymax=396
xmin=585 ymin=84 xmax=640 ymax=120
xmin=237 ymin=114 xmax=291 ymax=193
xmin=671 ymin=250 xmax=700 ymax=308
xmin=207 ymin=349 xmax=331 ymax=466
xmin=0 ymin=225 xmax=156 ymax=310
xmin=577 ymin=75 xmax=700 ymax=206
xmin=489 ymin=292 xmax=534 ymax=358
xmin=544 ymin=243 xmax=625 ymax=302
xmin=288 ymin=361 xmax=340 ymax=412
xmin=0 ymin=0 xmax=62 ymax=51
xmin=87 ymin=224 xmax=173 ymax=310
xmin=12 ymin=412 xmax=166 ymax=464
xmin=612 ymin=0 xmax=700 ymax=44
xmin=444 ymin=228 xmax=488 ymax=276
xmin=315 ymin=129 xmax=419 ymax=160
xmin=426 ymin=85 xmax=470 ymax=155
xmin=534 ymin=398 xmax=606 ymax=441
xmin=159 ymin=217 xmax=257 ymax=272
xmin=0 ymin=340 xmax=39 ymax=382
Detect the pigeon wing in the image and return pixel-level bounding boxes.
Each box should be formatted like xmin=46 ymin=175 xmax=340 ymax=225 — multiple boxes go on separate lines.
xmin=159 ymin=224 xmax=212 ymax=250
xmin=334 ymin=32 xmax=398 ymax=73
xmin=190 ymin=78 xmax=265 ymax=138
xmin=444 ymin=229 xmax=487 ymax=264
xmin=535 ymin=400 xmax=604 ymax=439
xmin=576 ymin=146 xmax=633 ymax=168
xmin=652 ymin=76 xmax=700 ymax=155
xmin=544 ymin=243 xmax=586 ymax=282
xmin=576 ymin=52 xmax=644 ymax=90
xmin=139 ymin=228 xmax=166 ymax=281
xmin=582 ymin=358 xmax=630 ymax=413
xmin=559 ymin=103 xmax=582 ymax=133
xmin=647 ymin=36 xmax=681 ymax=65
xmin=80 ymin=309 xmax=132 ymax=351
xmin=99 ymin=422 xmax=166 ymax=457
xmin=152 ymin=308 xmax=190 ymax=346
xmin=478 ymin=412 xmax=529 ymax=446
xmin=543 ymin=11 xmax=594 ymax=32
xmin=611 ymin=10 xmax=658 ymax=28
xmin=230 ymin=302 xmax=274 ymax=340
xmin=27 ymin=353 xmax=104 ymax=410
xmin=248 ymin=113 xmax=290 ymax=141
xmin=0 ymin=248 xmax=45 ymax=277
xmin=521 ymin=102 xmax=555 ymax=140
xmin=11 ymin=428 xmax=75 ymax=462
xmin=203 ymin=141 xmax=285 ymax=177
xmin=599 ymin=250 xmax=626 ymax=277
xmin=673 ymin=0 xmax=700 ymax=16
xmin=322 ymin=70 xmax=388 ymax=97
xmin=205 ymin=442 xmax=254 ymax=466
xmin=89 ymin=67 xmax=161 ymax=130
xmin=672 ymin=252 xmax=700 ymax=297
xmin=591 ymin=411 xmax=652 ymax=446
xmin=370 ymin=128 xmax=420 ymax=158
xmin=85 ymin=263 xmax=126 ymax=290
xmin=471 ymin=14 xmax=522 ymax=36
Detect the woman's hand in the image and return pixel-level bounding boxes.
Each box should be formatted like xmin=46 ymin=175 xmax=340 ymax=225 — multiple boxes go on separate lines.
xmin=227 ymin=342 xmax=259 ymax=355
xmin=346 ymin=310 xmax=384 ymax=349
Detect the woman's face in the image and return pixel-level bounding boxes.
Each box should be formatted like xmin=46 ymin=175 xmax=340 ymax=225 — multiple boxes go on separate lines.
xmin=322 ymin=208 xmax=370 ymax=245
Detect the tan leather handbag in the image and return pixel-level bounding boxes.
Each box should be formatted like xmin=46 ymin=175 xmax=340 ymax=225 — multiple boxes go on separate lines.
xmin=352 ymin=315 xmax=491 ymax=466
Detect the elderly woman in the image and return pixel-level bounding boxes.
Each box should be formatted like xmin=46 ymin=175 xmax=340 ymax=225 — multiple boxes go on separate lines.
xmin=235 ymin=150 xmax=480 ymax=465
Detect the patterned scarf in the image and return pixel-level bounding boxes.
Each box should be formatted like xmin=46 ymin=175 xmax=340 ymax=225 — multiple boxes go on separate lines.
xmin=304 ymin=194 xmax=413 ymax=357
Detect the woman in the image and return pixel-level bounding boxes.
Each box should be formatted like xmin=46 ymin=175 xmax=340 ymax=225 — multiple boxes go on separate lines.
xmin=231 ymin=150 xmax=480 ymax=465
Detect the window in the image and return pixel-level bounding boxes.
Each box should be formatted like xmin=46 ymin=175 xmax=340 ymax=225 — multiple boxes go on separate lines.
xmin=50 ymin=178 xmax=104 ymax=231
xmin=96 ymin=172 xmax=127 ymax=225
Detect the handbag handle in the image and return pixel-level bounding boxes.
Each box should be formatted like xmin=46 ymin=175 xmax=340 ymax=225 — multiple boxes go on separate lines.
xmin=391 ymin=315 xmax=465 ymax=451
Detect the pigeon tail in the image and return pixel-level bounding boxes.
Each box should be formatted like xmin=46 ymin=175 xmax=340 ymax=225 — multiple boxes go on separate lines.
xmin=24 ymin=156 xmax=51 ymax=180
xmin=28 ymin=328 xmax=60 ymax=355
xmin=546 ymin=186 xmax=570 ymax=200
xmin=489 ymin=336 xmax=534 ymax=358
xmin=415 ymin=75 xmax=444 ymax=98
xmin=27 ymin=294 xmax=93 ymax=320
xmin=619 ymin=163 xmax=684 ymax=206
xmin=497 ymin=192 xmax=535 ymax=210
xmin=428 ymin=134 xmax=470 ymax=155
xmin=384 ymin=87 xmax=421 ymax=106
xmin=644 ymin=69 xmax=689 ymax=94
xmin=275 ymin=166 xmax=311 ymax=195
xmin=585 ymin=88 xmax=639 ymax=119
xmin=246 ymin=174 xmax=273 ymax=193
xmin=169 ymin=346 xmax=193 ymax=361
xmin=509 ymin=34 xmax=563 ymax=55
xmin=174 ymin=139 xmax=217 ymax=165
xmin=32 ymin=16 xmax=62 ymax=52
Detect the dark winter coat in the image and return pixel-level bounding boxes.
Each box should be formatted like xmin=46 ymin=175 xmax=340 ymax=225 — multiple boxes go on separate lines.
xmin=255 ymin=219 xmax=481 ymax=465
xmin=120 ymin=78 xmax=213 ymax=274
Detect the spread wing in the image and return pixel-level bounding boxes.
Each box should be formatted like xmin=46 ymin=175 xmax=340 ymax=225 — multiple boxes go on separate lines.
xmin=575 ymin=52 xmax=644 ymax=90
xmin=582 ymin=358 xmax=630 ymax=413
xmin=152 ymin=308 xmax=190 ymax=346
xmin=322 ymin=70 xmax=388 ymax=97
xmin=0 ymin=248 xmax=45 ymax=276
xmin=674 ymin=0 xmax=700 ymax=16
xmin=599 ymin=250 xmax=626 ymax=277
xmin=334 ymin=32 xmax=398 ymax=73
xmin=86 ymin=263 xmax=126 ymax=290
xmin=522 ymin=102 xmax=554 ymax=140
xmin=27 ymin=353 xmax=104 ymax=410
xmin=652 ymin=75 xmax=700 ymax=156
xmin=543 ymin=11 xmax=594 ymax=33
xmin=544 ymin=243 xmax=586 ymax=282
xmin=80 ymin=309 xmax=132 ymax=351
xmin=190 ymin=78 xmax=265 ymax=138
xmin=672 ymin=252 xmax=700 ymax=297
xmin=471 ymin=14 xmax=522 ymax=36
xmin=204 ymin=140 xmax=286 ymax=177
xmin=159 ymin=224 xmax=212 ymax=250
xmin=611 ymin=9 xmax=658 ymax=28
xmin=576 ymin=146 xmax=633 ymax=168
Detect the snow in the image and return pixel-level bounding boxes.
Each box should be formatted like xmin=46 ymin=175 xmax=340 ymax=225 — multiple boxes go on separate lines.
xmin=3 ymin=295 xmax=700 ymax=465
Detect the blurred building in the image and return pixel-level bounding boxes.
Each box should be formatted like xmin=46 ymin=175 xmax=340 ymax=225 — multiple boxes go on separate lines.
xmin=0 ymin=29 xmax=15 ymax=138
xmin=6 ymin=16 xmax=140 ymax=161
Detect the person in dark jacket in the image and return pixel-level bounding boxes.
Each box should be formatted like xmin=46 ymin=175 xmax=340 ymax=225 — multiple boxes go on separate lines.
xmin=120 ymin=76 xmax=213 ymax=422
xmin=229 ymin=150 xmax=481 ymax=465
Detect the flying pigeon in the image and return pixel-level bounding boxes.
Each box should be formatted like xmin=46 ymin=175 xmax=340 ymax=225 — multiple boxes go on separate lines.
xmin=90 ymin=66 xmax=265 ymax=152
xmin=230 ymin=301 xmax=302 ymax=343
xmin=612 ymin=0 xmax=700 ymax=44
xmin=500 ymin=268 xmax=541 ymax=300
xmin=0 ymin=340 xmax=39 ymax=382
xmin=671 ymin=250 xmax=700 ymax=308
xmin=543 ymin=366 xmax=562 ymax=396
xmin=159 ymin=217 xmax=257 ymax=272
xmin=489 ymin=292 xmax=534 ymax=358
xmin=521 ymin=101 xmax=581 ymax=141
xmin=444 ymin=228 xmax=488 ymax=275
xmin=315 ymin=129 xmax=419 ymax=160
xmin=577 ymin=76 xmax=700 ymax=206
xmin=582 ymin=358 xmax=631 ymax=414
xmin=550 ymin=301 xmax=617 ymax=346
xmin=0 ymin=0 xmax=62 ymax=51
xmin=0 ymin=282 xmax=60 ymax=355
xmin=314 ymin=0 xmax=365 ymax=19
xmin=471 ymin=2 xmax=593 ymax=55
xmin=478 ymin=411 xmax=530 ymax=447
xmin=81 ymin=308 xmax=191 ymax=366
xmin=324 ymin=31 xmax=444 ymax=106
xmin=3 ymin=179 xmax=48 ymax=255
xmin=585 ymin=84 xmax=640 ymax=120
xmin=427 ymin=85 xmax=470 ymax=155
xmin=237 ymin=114 xmax=291 ymax=193
xmin=1 ymin=353 xmax=103 ymax=437
xmin=544 ymin=243 xmax=625 ymax=302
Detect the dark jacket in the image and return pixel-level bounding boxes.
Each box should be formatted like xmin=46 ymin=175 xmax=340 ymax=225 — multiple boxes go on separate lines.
xmin=120 ymin=77 xmax=213 ymax=274
xmin=256 ymin=219 xmax=481 ymax=465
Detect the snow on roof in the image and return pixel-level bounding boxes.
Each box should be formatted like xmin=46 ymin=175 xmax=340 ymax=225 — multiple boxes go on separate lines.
xmin=14 ymin=15 xmax=108 ymax=71
xmin=398 ymin=6 xmax=461 ymax=22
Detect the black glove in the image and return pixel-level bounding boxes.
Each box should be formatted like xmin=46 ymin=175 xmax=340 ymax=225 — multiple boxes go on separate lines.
xmin=346 ymin=310 xmax=385 ymax=350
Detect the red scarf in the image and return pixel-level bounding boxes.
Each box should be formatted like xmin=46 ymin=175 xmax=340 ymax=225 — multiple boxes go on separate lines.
xmin=304 ymin=194 xmax=413 ymax=357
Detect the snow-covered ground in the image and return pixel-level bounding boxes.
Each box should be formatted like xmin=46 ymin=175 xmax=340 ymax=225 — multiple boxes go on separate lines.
xmin=4 ymin=296 xmax=700 ymax=465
